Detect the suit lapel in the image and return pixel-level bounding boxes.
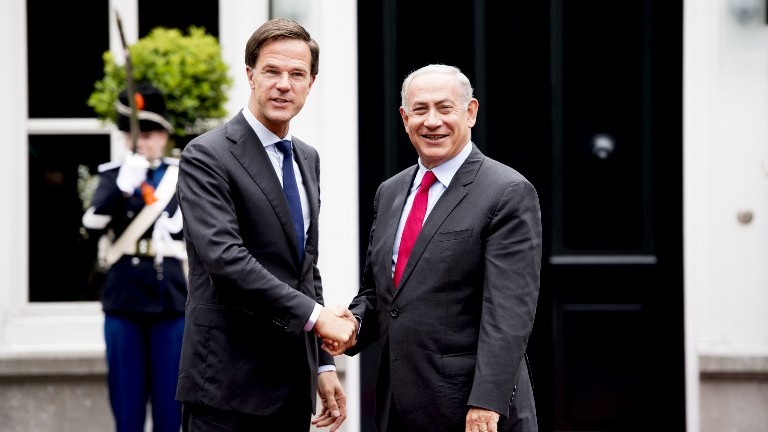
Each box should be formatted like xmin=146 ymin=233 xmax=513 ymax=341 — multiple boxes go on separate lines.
xmin=394 ymin=148 xmax=484 ymax=294
xmin=227 ymin=114 xmax=302 ymax=268
xmin=383 ymin=167 xmax=419 ymax=294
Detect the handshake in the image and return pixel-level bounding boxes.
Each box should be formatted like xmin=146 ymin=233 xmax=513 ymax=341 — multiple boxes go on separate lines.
xmin=313 ymin=305 xmax=358 ymax=356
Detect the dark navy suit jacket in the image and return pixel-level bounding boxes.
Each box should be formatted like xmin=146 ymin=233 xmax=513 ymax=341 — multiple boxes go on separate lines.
xmin=175 ymin=112 xmax=332 ymax=415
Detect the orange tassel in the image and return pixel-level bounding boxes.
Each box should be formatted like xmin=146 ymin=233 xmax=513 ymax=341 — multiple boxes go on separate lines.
xmin=141 ymin=182 xmax=157 ymax=205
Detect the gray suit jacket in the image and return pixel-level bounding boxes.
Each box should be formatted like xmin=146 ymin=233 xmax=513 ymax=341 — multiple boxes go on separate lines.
xmin=348 ymin=145 xmax=542 ymax=432
xmin=175 ymin=111 xmax=332 ymax=415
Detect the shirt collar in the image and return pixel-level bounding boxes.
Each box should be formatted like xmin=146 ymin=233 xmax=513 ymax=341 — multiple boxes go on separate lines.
xmin=241 ymin=107 xmax=292 ymax=148
xmin=416 ymin=141 xmax=473 ymax=188
xmin=149 ymin=158 xmax=163 ymax=169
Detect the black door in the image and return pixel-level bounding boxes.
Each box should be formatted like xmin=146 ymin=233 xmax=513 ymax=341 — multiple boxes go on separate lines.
xmin=357 ymin=1 xmax=684 ymax=430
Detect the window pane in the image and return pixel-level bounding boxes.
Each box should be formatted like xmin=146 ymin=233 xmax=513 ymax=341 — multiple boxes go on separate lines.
xmin=27 ymin=0 xmax=109 ymax=118
xmin=28 ymin=134 xmax=111 ymax=302
xmin=139 ymin=0 xmax=219 ymax=37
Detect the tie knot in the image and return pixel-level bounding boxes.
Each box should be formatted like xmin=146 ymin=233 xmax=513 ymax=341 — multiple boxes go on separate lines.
xmin=275 ymin=140 xmax=293 ymax=157
xmin=420 ymin=170 xmax=437 ymax=189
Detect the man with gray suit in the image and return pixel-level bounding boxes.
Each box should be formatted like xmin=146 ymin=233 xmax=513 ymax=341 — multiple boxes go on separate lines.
xmin=176 ymin=18 xmax=355 ymax=432
xmin=334 ymin=64 xmax=542 ymax=432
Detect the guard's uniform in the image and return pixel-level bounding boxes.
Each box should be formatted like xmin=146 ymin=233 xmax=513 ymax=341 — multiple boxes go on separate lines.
xmin=85 ymin=157 xmax=187 ymax=312
xmin=83 ymin=156 xmax=186 ymax=432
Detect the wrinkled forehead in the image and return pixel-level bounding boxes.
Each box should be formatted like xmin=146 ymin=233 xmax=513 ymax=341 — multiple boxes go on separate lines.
xmin=406 ymin=73 xmax=460 ymax=105
xmin=255 ymin=39 xmax=312 ymax=70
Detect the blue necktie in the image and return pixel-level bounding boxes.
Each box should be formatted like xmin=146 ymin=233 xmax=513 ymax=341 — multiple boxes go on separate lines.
xmin=275 ymin=140 xmax=305 ymax=262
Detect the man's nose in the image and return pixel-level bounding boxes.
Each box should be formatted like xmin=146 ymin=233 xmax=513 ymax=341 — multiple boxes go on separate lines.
xmin=424 ymin=110 xmax=442 ymax=127
xmin=275 ymin=72 xmax=292 ymax=88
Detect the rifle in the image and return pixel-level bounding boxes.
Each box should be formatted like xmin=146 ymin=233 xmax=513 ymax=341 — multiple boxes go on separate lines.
xmin=115 ymin=11 xmax=139 ymax=153
xmin=115 ymin=12 xmax=156 ymax=204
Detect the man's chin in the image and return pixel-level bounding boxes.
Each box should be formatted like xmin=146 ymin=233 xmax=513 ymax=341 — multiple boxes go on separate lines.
xmin=266 ymin=110 xmax=296 ymax=124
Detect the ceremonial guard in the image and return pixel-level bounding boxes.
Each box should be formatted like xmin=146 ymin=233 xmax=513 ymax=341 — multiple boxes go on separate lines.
xmin=81 ymin=83 xmax=187 ymax=432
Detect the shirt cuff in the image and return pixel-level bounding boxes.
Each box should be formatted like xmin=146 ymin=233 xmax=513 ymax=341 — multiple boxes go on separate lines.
xmin=354 ymin=314 xmax=362 ymax=338
xmin=303 ymin=303 xmax=323 ymax=331
xmin=318 ymin=364 xmax=337 ymax=374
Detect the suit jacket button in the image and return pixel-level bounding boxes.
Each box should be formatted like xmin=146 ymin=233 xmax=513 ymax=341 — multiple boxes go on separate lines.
xmin=390 ymin=307 xmax=399 ymax=317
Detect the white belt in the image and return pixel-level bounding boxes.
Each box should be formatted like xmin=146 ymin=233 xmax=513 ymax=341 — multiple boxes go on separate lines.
xmin=121 ymin=238 xmax=187 ymax=259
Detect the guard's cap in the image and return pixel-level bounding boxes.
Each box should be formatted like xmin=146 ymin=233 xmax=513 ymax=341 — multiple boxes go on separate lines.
xmin=116 ymin=83 xmax=173 ymax=134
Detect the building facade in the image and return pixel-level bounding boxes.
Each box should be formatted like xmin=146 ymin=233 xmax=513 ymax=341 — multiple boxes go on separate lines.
xmin=1 ymin=0 xmax=766 ymax=431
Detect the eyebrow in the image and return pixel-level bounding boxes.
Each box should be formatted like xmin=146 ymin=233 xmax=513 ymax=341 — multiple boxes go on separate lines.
xmin=411 ymin=99 xmax=455 ymax=107
xmin=259 ymin=61 xmax=310 ymax=72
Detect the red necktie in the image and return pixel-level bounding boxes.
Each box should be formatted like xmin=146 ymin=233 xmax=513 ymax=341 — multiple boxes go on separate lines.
xmin=394 ymin=170 xmax=437 ymax=288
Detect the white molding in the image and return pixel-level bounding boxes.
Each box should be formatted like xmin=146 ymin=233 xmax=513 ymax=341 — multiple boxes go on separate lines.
xmin=684 ymin=2 xmax=715 ymax=432
xmin=219 ymin=0 xmax=269 ymax=119
xmin=699 ymin=354 xmax=768 ymax=377
xmin=0 ymin=350 xmax=106 ymax=377
xmin=0 ymin=0 xmax=30 ymax=348
xmin=0 ymin=303 xmax=105 ymax=355
xmin=27 ymin=118 xmax=111 ymax=135
xmin=109 ymin=0 xmax=138 ymax=59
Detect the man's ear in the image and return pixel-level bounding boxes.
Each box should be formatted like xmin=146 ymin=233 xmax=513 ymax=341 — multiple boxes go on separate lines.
xmin=246 ymin=66 xmax=255 ymax=89
xmin=467 ymin=99 xmax=479 ymax=127
xmin=399 ymin=106 xmax=409 ymax=129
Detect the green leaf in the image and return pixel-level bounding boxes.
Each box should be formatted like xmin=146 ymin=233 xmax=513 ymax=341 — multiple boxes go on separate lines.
xmin=87 ymin=26 xmax=233 ymax=138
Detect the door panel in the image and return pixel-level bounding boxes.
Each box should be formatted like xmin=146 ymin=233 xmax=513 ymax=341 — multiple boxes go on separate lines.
xmin=558 ymin=303 xmax=647 ymax=427
xmin=553 ymin=0 xmax=653 ymax=257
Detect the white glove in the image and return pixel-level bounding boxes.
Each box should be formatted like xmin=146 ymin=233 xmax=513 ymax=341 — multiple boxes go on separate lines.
xmin=116 ymin=153 xmax=150 ymax=194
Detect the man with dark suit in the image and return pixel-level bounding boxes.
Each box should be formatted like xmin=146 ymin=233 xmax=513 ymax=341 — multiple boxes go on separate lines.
xmin=175 ymin=18 xmax=356 ymax=432
xmin=336 ymin=64 xmax=542 ymax=432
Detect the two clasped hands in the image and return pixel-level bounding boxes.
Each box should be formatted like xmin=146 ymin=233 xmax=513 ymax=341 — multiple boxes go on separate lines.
xmin=314 ymin=304 xmax=358 ymax=355
xmin=309 ymin=305 xmax=359 ymax=430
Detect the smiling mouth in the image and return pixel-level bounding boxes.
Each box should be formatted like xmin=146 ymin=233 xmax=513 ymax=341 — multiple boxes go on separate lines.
xmin=422 ymin=134 xmax=447 ymax=141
